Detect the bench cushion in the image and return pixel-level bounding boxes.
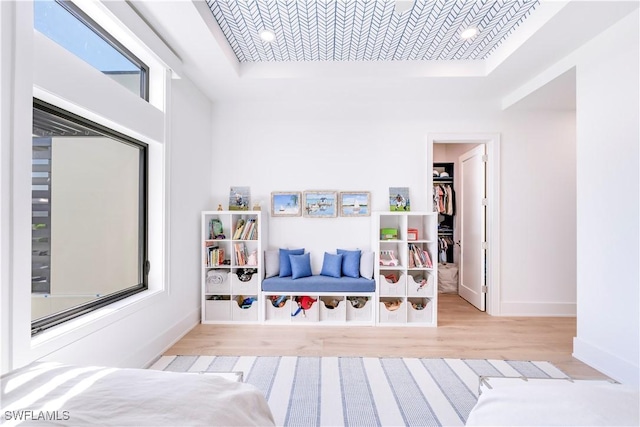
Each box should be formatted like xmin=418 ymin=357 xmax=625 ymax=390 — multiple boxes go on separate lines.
xmin=262 ymin=275 xmax=375 ymax=293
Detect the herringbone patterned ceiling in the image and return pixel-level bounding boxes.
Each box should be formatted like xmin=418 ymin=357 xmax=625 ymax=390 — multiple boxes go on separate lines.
xmin=205 ymin=0 xmax=540 ymax=62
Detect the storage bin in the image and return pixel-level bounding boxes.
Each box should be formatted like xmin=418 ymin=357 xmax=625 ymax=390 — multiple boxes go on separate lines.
xmin=264 ymin=296 xmax=292 ymax=322
xmin=407 ymin=228 xmax=419 ymax=241
xmin=438 ymin=262 xmax=458 ymax=293
xmin=205 ymin=297 xmax=231 ymax=321
xmin=231 ymin=272 xmax=260 ymax=294
xmin=346 ymin=296 xmax=373 ymax=322
xmin=407 ymin=273 xmax=435 ymax=297
xmin=205 ymin=269 xmax=231 ymax=294
xmin=290 ymin=296 xmax=319 ymax=322
xmin=378 ymin=298 xmax=406 ymax=323
xmin=407 ymin=298 xmax=433 ymax=323
xmin=378 ymin=273 xmax=406 ymax=296
xmin=231 ymin=296 xmax=259 ymax=321
xmin=319 ymin=296 xmax=346 ymax=322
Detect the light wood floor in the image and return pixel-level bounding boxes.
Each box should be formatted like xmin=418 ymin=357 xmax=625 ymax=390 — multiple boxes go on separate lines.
xmin=166 ymin=294 xmax=607 ymax=380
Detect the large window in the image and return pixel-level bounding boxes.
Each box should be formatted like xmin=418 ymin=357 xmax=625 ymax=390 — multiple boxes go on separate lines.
xmin=31 ymin=100 xmax=148 ymax=335
xmin=34 ymin=0 xmax=149 ymax=99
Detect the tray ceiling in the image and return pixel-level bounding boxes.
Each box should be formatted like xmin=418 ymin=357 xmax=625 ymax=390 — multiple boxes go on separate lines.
xmin=205 ymin=0 xmax=540 ymax=62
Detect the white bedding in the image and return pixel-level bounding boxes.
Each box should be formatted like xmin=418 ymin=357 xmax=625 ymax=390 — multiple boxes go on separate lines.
xmin=466 ymin=378 xmax=639 ymax=427
xmin=1 ymin=362 xmax=275 ymax=426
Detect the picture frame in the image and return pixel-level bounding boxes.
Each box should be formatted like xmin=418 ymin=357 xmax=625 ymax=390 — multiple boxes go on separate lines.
xmin=303 ymin=191 xmax=338 ymax=218
xmin=339 ymin=191 xmax=371 ymax=217
xmin=389 ymin=187 xmax=410 ymax=212
xmin=270 ymin=192 xmax=302 ymax=217
xmin=229 ymin=186 xmax=250 ymax=211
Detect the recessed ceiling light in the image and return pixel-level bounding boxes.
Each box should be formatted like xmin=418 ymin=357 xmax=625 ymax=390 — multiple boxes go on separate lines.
xmin=394 ymin=0 xmax=413 ymax=14
xmin=259 ymin=29 xmax=275 ymax=42
xmin=460 ymin=27 xmax=478 ymax=40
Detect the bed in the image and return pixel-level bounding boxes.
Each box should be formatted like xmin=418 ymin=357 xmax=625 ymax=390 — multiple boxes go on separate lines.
xmin=1 ymin=361 xmax=275 ymax=426
xmin=466 ymin=376 xmax=639 ymax=426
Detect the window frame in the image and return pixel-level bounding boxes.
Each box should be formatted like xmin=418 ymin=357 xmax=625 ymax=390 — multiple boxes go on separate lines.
xmin=30 ymin=99 xmax=149 ymax=336
xmin=43 ymin=0 xmax=150 ymax=101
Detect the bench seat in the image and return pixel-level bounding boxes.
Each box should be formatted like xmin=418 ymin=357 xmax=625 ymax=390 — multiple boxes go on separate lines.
xmin=262 ymin=275 xmax=375 ymax=293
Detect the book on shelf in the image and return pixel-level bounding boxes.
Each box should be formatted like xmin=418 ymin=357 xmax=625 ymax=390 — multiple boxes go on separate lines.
xmin=233 ymin=219 xmax=245 ymax=240
xmin=206 ymin=246 xmax=225 ymax=267
xmin=240 ymin=218 xmax=257 ymax=240
xmin=408 ymin=244 xmax=432 ymax=268
xmin=234 ymin=242 xmax=248 ymax=266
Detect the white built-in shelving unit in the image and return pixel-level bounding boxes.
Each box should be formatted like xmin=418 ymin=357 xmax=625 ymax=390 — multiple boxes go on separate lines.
xmin=201 ymin=210 xmax=265 ymax=324
xmin=374 ymin=212 xmax=438 ymax=326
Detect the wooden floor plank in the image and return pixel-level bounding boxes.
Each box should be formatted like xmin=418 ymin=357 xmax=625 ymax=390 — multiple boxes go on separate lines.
xmin=165 ymin=294 xmax=607 ymax=380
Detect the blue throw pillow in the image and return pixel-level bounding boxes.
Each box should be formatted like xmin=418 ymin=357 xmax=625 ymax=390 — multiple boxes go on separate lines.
xmin=337 ymin=249 xmax=361 ymax=278
xmin=289 ymin=252 xmax=312 ymax=279
xmin=320 ymin=252 xmax=343 ymax=278
xmin=279 ymin=248 xmax=304 ymax=277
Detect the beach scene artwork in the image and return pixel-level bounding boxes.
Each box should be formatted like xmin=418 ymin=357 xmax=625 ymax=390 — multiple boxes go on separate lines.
xmin=303 ymin=191 xmax=337 ymax=218
xmin=340 ymin=192 xmax=370 ymax=217
xmin=271 ymin=192 xmax=301 ymax=217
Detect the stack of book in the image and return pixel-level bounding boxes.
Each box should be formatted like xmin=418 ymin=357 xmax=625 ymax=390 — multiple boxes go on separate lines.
xmin=408 ymin=244 xmax=432 ymax=268
xmin=234 ymin=242 xmax=248 ymax=266
xmin=233 ymin=218 xmax=258 ymax=240
xmin=205 ymin=243 xmax=225 ymax=267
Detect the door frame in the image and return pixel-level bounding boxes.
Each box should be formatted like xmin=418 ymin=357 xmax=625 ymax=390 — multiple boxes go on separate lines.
xmin=427 ymin=133 xmax=501 ymax=316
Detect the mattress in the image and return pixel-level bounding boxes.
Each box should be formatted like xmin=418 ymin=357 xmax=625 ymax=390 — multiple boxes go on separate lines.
xmin=1 ymin=361 xmax=275 ymax=426
xmin=466 ymin=377 xmax=639 ymax=426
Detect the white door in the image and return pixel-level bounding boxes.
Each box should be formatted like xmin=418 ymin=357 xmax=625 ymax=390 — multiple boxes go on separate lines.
xmin=458 ymin=145 xmax=486 ymax=311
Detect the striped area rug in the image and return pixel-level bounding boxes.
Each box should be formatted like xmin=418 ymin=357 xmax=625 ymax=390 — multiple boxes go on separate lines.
xmin=149 ymin=356 xmax=568 ymax=426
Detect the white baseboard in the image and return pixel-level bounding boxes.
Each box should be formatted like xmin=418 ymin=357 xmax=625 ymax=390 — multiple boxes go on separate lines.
xmin=120 ymin=307 xmax=200 ymax=369
xmin=573 ymin=337 xmax=640 ymax=386
xmin=498 ymin=301 xmax=576 ymax=317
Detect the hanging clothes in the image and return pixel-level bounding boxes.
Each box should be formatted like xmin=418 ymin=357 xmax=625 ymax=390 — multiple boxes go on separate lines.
xmin=438 ymin=236 xmax=455 ymax=263
xmin=433 ymin=184 xmax=456 ymax=216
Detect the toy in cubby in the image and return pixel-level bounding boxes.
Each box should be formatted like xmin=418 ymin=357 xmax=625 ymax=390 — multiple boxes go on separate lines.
xmin=291 ymin=296 xmax=316 ymax=317
xmin=319 ymin=296 xmax=347 ymax=322
xmin=290 ymin=296 xmax=319 ymax=322
xmin=407 ymin=297 xmax=432 ymax=323
xmin=231 ymin=294 xmax=258 ymax=321
xmin=232 ymin=268 xmax=260 ymax=294
xmin=379 ymin=270 xmax=406 ymax=295
xmin=407 ymin=272 xmax=435 ymax=297
xmin=345 ymin=296 xmax=373 ymax=322
xmin=379 ymin=249 xmax=399 ymax=266
xmin=264 ymin=295 xmax=292 ymax=322
xmin=379 ymin=297 xmax=406 ymax=323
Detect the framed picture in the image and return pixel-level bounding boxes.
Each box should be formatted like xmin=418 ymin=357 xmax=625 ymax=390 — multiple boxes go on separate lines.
xmin=303 ymin=191 xmax=337 ymax=218
xmin=271 ymin=192 xmax=302 ymax=217
xmin=229 ymin=186 xmax=250 ymax=211
xmin=389 ymin=187 xmax=410 ymax=211
xmin=339 ymin=191 xmax=371 ymax=217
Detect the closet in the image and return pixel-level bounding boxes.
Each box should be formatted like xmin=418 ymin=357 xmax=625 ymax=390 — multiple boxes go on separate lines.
xmin=433 ymin=162 xmax=455 ymax=264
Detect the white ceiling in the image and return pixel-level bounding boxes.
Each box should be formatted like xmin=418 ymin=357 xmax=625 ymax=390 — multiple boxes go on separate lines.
xmin=205 ymin=0 xmax=540 ymax=62
xmin=132 ymin=1 xmax=638 ymax=107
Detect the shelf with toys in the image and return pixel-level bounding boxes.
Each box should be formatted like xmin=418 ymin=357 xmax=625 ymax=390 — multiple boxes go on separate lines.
xmin=262 ymin=292 xmax=375 ymax=325
xmin=374 ymin=212 xmax=438 ymax=326
xmin=202 ymin=210 xmax=266 ymax=323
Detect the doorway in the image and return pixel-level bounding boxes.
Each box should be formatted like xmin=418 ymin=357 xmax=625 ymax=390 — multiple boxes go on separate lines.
xmin=427 ymin=133 xmax=501 ymax=315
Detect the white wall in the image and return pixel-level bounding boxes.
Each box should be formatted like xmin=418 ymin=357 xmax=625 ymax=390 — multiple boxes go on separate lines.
xmin=210 ymin=101 xmax=577 ymax=314
xmin=500 ymin=109 xmax=577 ymax=315
xmin=573 ymin=11 xmax=639 ymax=385
xmin=1 ymin=1 xmax=211 ymax=372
